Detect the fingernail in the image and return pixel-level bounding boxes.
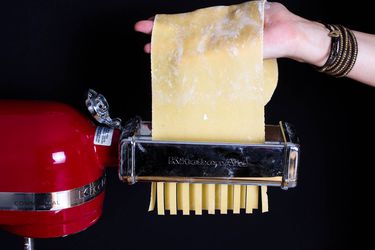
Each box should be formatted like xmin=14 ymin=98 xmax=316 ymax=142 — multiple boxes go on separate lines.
xmin=265 ymin=1 xmax=271 ymax=10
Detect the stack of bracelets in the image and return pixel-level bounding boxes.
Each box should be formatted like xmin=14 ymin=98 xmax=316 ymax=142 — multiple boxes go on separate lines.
xmin=317 ymin=24 xmax=358 ymax=77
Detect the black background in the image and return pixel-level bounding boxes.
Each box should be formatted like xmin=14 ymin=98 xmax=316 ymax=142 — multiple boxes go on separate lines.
xmin=0 ymin=0 xmax=373 ymax=249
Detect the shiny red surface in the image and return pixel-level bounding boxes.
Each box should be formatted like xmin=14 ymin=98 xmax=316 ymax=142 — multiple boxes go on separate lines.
xmin=1 ymin=193 xmax=105 ymax=238
xmin=0 ymin=100 xmax=119 ymax=237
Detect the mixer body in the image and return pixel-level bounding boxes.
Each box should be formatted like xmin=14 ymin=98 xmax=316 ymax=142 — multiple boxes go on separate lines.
xmin=0 ymin=100 xmax=118 ymax=238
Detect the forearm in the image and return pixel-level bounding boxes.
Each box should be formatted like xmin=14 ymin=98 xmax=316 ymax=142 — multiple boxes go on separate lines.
xmin=289 ymin=20 xmax=375 ymax=87
xmin=346 ymin=31 xmax=375 ymax=86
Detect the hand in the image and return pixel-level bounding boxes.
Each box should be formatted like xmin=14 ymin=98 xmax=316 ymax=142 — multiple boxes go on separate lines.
xmin=263 ymin=2 xmax=302 ymax=60
xmin=134 ymin=2 xmax=330 ymax=66
xmin=134 ymin=20 xmax=153 ymax=53
xmin=263 ymin=2 xmax=330 ymax=66
xmin=135 ymin=2 xmax=375 ymax=86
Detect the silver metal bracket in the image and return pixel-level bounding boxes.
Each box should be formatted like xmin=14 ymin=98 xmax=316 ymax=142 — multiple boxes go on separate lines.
xmin=85 ymin=89 xmax=122 ymax=129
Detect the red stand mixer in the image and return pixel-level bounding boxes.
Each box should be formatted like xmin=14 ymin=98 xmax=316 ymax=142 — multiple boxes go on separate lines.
xmin=0 ymin=90 xmax=122 ymax=248
xmin=0 ymin=89 xmax=300 ymax=249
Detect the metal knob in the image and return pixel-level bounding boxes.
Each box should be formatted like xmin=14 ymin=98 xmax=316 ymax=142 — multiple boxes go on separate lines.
xmin=85 ymin=89 xmax=122 ymax=129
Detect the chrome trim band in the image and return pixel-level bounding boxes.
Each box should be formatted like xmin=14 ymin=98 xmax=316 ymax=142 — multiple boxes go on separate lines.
xmin=0 ymin=175 xmax=106 ymax=211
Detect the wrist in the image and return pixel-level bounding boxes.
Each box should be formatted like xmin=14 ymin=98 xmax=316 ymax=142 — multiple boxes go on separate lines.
xmin=288 ymin=20 xmax=331 ymax=67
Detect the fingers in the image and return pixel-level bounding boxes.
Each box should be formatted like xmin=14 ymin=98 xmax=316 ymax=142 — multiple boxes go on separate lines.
xmin=264 ymin=1 xmax=271 ymax=10
xmin=264 ymin=1 xmax=272 ymax=26
xmin=134 ymin=20 xmax=154 ymax=34
xmin=144 ymin=43 xmax=151 ymax=53
xmin=135 ymin=20 xmax=154 ymax=53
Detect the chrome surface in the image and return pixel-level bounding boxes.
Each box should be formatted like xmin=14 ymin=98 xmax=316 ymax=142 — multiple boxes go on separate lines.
xmin=0 ymin=175 xmax=106 ymax=211
xmin=86 ymin=89 xmax=122 ymax=129
xmin=119 ymin=121 xmax=300 ymax=189
xmin=24 ymin=238 xmax=34 ymax=250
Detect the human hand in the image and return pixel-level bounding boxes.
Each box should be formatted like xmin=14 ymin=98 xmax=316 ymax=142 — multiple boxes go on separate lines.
xmin=134 ymin=2 xmax=330 ymax=66
xmin=134 ymin=19 xmax=153 ymax=53
xmin=263 ymin=2 xmax=330 ymax=66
